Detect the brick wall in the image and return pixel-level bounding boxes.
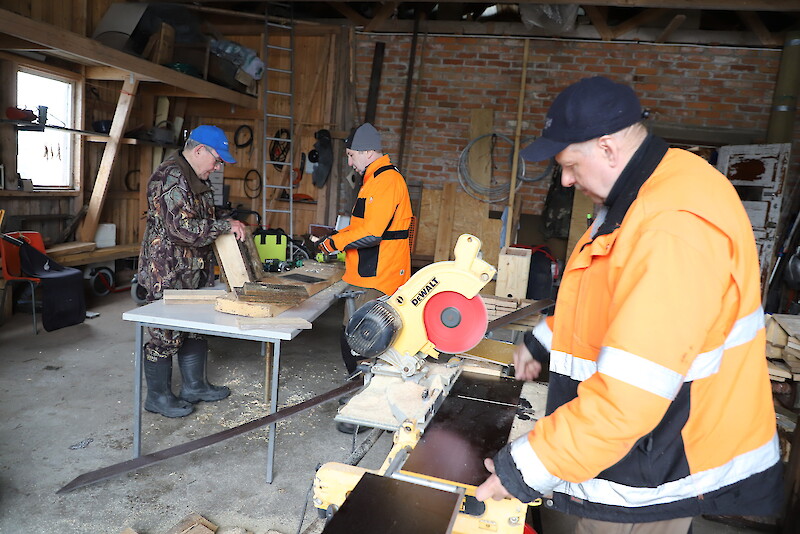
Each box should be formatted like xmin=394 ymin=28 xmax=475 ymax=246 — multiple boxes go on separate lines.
xmin=352 ymin=34 xmax=797 ymax=217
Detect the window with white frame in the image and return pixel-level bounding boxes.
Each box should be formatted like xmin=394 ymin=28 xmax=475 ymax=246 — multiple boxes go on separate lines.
xmin=16 ymin=69 xmax=76 ymax=188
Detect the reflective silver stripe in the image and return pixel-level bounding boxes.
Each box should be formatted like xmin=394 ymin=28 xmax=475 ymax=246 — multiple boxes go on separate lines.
xmin=685 ymin=307 xmax=764 ymax=381
xmin=598 ymin=347 xmax=684 ymax=400
xmin=550 ymin=350 xmax=596 ymax=382
xmin=725 ymin=307 xmax=764 ymax=349
xmin=533 ymin=320 xmax=553 ymax=351
xmin=510 ymin=435 xmax=562 ymax=493
xmin=550 ymin=308 xmax=764 ymax=385
xmin=683 ymin=346 xmax=723 ymax=382
xmin=552 ymin=433 xmax=780 ymax=508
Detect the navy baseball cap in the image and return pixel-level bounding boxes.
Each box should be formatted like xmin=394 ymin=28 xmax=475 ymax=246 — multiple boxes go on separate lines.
xmin=521 ymin=77 xmax=644 ymax=162
xmin=189 ymin=125 xmax=236 ymax=164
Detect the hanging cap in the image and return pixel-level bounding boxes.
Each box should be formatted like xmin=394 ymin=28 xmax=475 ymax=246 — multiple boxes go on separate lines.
xmin=189 ymin=125 xmax=236 ymax=164
xmin=345 ymin=123 xmax=382 ymax=152
xmin=520 ymin=76 xmax=645 ymax=162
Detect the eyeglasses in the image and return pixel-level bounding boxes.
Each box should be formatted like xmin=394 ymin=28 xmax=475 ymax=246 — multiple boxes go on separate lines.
xmin=203 ymin=145 xmax=224 ymax=166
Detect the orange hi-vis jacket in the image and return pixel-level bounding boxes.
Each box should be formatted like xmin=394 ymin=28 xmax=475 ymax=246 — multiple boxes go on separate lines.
xmin=505 ymin=142 xmax=781 ymax=521
xmin=330 ymin=155 xmax=412 ymax=295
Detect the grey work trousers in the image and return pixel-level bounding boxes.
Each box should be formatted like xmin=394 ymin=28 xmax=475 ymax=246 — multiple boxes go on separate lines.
xmin=575 ymin=516 xmax=693 ymax=534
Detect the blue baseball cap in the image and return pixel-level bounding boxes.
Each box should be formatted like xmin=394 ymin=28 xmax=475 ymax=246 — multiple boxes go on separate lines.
xmin=189 ymin=125 xmax=236 ymax=164
xmin=521 ymin=76 xmax=644 ymax=162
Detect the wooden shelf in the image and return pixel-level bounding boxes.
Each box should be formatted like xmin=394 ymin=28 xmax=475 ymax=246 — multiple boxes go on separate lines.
xmin=0 ymin=119 xmax=102 ymax=136
xmin=46 ymin=243 xmax=141 ymax=267
xmin=0 ymin=8 xmax=258 ymax=109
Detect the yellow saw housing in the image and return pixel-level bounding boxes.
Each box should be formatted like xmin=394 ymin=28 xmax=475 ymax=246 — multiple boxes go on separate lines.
xmin=377 ymin=234 xmax=496 ymax=371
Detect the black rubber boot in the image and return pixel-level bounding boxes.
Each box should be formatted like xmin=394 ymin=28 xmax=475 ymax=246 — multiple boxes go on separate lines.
xmin=144 ymin=357 xmax=193 ymax=418
xmin=178 ymin=338 xmax=231 ymax=403
xmin=335 ymin=395 xmax=369 ymax=434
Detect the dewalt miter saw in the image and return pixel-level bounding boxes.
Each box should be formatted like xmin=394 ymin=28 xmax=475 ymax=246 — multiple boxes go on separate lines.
xmin=315 ymin=234 xmax=547 ymax=534
xmin=347 ymin=232 xmax=494 ymax=374
xmin=336 ymin=233 xmax=497 ymax=431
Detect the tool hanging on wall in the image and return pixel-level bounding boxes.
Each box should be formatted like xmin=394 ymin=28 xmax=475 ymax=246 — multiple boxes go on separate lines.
xmin=292 ymin=152 xmax=306 ymax=188
xmin=311 ymin=129 xmax=333 ymax=188
xmin=268 ymin=128 xmax=290 ymax=171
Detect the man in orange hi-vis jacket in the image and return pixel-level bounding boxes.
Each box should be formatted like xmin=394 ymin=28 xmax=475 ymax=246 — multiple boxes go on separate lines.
xmin=313 ymin=123 xmax=413 ymax=432
xmin=475 ymin=77 xmax=782 ymax=533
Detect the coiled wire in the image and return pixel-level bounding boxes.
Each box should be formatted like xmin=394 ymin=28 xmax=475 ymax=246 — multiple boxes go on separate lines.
xmin=457 ymin=133 xmax=553 ymax=203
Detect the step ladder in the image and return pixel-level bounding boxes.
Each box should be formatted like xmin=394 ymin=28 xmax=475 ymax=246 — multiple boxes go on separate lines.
xmin=261 ymin=3 xmax=296 ymax=253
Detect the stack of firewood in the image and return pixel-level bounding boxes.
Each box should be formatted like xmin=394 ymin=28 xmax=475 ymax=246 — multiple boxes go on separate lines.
xmin=766 ymin=314 xmax=800 ymax=383
xmin=481 ymin=294 xmax=542 ymax=329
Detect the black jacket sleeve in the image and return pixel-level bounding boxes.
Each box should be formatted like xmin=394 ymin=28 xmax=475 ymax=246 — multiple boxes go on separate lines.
xmin=523 ymin=330 xmax=550 ymax=366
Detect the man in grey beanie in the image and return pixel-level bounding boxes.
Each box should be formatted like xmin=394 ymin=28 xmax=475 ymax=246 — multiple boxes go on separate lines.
xmin=312 ymin=122 xmax=413 ymax=433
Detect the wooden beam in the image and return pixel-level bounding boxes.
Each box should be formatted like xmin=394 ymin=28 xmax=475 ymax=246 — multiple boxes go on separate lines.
xmin=611 ymin=8 xmax=669 ymax=39
xmin=85 ymin=66 xmax=156 ymax=82
xmin=0 ymin=8 xmax=258 ymax=109
xmin=328 ymin=2 xmax=370 ymax=27
xmin=0 ymin=35 xmax=48 ymax=50
xmin=655 ymin=14 xmax=687 ymax=43
xmin=79 ymin=77 xmax=139 ymax=243
xmin=584 ymin=6 xmax=615 ymax=41
xmin=737 ymin=11 xmax=781 ymax=47
xmin=364 ymin=1 xmax=401 ymax=33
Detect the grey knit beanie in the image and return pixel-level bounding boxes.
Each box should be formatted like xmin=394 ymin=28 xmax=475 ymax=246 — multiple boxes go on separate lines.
xmin=345 ymin=123 xmax=382 ymax=152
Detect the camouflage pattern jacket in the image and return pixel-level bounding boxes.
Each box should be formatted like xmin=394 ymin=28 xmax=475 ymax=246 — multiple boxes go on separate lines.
xmin=137 ymin=152 xmax=231 ymax=301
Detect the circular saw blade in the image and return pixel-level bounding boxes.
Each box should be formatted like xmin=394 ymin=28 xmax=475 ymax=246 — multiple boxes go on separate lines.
xmin=422 ymin=291 xmax=487 ymax=354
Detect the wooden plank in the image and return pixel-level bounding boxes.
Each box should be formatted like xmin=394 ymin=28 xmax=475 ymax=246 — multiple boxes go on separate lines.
xmin=414 ymin=187 xmax=441 ymax=257
xmin=214 ymin=233 xmax=253 ymax=290
xmin=214 ymin=292 xmax=290 ymax=318
xmin=46 ymin=241 xmax=96 ymax=256
xmin=773 ymin=314 xmax=800 ymax=340
xmin=47 ymin=243 xmax=140 ymax=267
xmin=768 ymin=360 xmax=792 ymax=379
xmin=79 ymin=77 xmax=139 ymax=243
xmin=469 ymin=109 xmax=494 ymax=188
xmin=163 ymin=289 xmax=227 ymax=302
xmin=262 ymin=262 xmax=344 ymax=297
xmin=451 ymin=190 xmax=488 ymax=261
xmin=164 ymin=513 xmax=217 ymax=534
xmin=495 ymin=246 xmax=531 ymax=299
xmin=766 ymin=314 xmax=789 ymax=347
xmin=0 ymin=8 xmax=257 ymax=108
xmin=434 ymin=182 xmax=457 ymax=262
xmin=240 ymin=282 xmax=309 ymax=303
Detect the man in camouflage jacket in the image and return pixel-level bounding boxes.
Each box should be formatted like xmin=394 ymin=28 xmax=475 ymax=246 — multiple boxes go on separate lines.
xmin=137 ymin=125 xmax=245 ymax=417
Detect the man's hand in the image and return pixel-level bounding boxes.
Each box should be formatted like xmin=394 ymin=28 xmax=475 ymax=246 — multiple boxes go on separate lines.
xmin=475 ymin=458 xmax=513 ymax=502
xmin=514 ymin=343 xmax=542 ymax=381
xmin=317 ymin=237 xmax=337 ymax=255
xmin=229 ymin=220 xmax=247 ymax=242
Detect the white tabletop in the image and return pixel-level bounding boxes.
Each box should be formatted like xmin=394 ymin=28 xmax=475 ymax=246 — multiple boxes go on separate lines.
xmin=122 ymin=280 xmax=347 ymax=342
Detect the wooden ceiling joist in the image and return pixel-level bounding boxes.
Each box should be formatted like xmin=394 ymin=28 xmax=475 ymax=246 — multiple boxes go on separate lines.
xmin=364 ymin=1 xmax=402 ymax=32
xmin=329 ymin=2 xmax=371 ymax=27
xmin=737 ymin=11 xmax=781 ymax=47
xmin=655 ymin=14 xmax=687 ymax=43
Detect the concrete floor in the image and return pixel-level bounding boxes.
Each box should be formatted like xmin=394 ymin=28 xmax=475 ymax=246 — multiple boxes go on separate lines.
xmin=0 ymin=290 xmax=771 ymax=534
